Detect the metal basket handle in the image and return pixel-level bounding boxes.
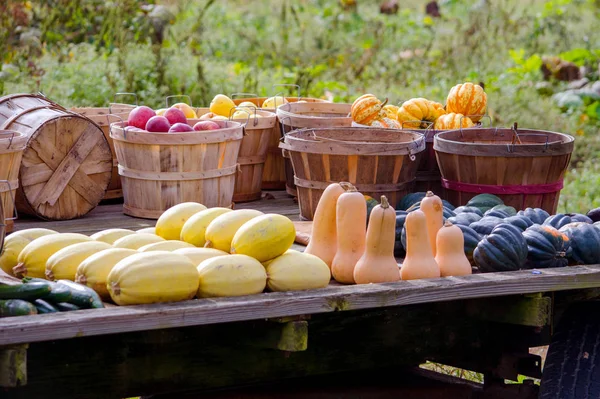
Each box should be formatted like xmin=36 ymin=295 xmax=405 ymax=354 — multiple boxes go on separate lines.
xmin=107 ymin=113 xmax=133 ymax=140
xmin=165 ymin=95 xmax=193 ymax=108
xmin=228 ymin=107 xmax=251 ymax=131
xmin=114 ymin=92 xmax=139 ymax=106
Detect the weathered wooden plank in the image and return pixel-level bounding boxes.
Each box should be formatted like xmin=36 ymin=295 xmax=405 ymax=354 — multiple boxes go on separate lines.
xmin=0 ymin=344 xmax=27 ymax=388
xmin=466 ymin=295 xmax=551 ymax=327
xmin=1 ymin=266 xmax=600 ymax=346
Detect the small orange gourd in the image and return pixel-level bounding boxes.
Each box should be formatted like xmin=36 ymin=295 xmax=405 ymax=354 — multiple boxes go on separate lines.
xmin=305 ymin=182 xmax=346 ymax=268
xmin=420 ymin=191 xmax=443 ymax=257
xmin=354 ymin=196 xmax=400 ymax=284
xmin=331 ymin=183 xmax=366 ymax=284
xmin=435 ymin=221 xmax=472 ymax=277
xmin=400 ymin=209 xmax=440 ymax=280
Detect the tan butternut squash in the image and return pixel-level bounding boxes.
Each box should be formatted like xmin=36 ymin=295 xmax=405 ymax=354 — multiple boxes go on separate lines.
xmin=305 ymin=182 xmax=346 ymax=268
xmin=331 ymin=183 xmax=366 ymax=284
xmin=435 ymin=221 xmax=472 ymax=277
xmin=400 ymin=209 xmax=440 ymax=280
xmin=420 ymin=191 xmax=443 ymax=256
xmin=354 ymin=196 xmax=400 ymax=284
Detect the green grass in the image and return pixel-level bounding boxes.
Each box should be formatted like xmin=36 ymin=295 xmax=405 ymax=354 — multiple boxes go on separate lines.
xmin=2 ymin=0 xmax=600 ymax=212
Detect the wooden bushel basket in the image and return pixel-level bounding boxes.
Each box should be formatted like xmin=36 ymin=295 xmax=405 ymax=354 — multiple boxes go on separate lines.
xmin=0 ymin=93 xmax=112 ymax=221
xmin=110 ymin=120 xmax=244 ymax=219
xmin=193 ymin=108 xmax=278 ymax=203
xmin=0 ymin=130 xmax=26 ymax=233
xmin=276 ymin=103 xmax=353 ymax=196
xmin=434 ymin=127 xmax=575 ymax=213
xmin=70 ymin=103 xmax=135 ymax=200
xmin=280 ymin=127 xmax=426 ymax=221
xmin=232 ymin=95 xmax=331 ymax=191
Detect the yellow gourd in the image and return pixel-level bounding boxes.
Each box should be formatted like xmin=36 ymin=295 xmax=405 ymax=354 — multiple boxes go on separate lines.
xmin=76 ymin=248 xmax=138 ymax=301
xmin=265 ymin=250 xmax=331 ymax=292
xmin=230 ymin=214 xmax=296 ymax=262
xmin=173 ymin=247 xmax=229 ymax=266
xmin=138 ymin=240 xmax=195 ymax=252
xmin=420 ymin=191 xmax=443 ymax=257
xmin=435 ymin=221 xmax=472 ymax=277
xmin=0 ymin=228 xmax=58 ymax=276
xmin=113 ymin=233 xmax=165 ymax=250
xmin=353 ymin=196 xmax=400 ymax=284
xmin=45 ymin=241 xmax=112 ymax=281
xmin=305 ymin=182 xmax=345 ymax=268
xmin=196 ymin=255 xmax=267 ymax=298
xmin=90 ymin=228 xmax=135 ymax=244
xmin=400 ymin=210 xmax=440 ymax=280
xmin=136 ymin=227 xmax=156 ymax=234
xmin=107 ymin=252 xmax=199 ymax=305
xmin=204 ymin=209 xmax=264 ymax=252
xmin=331 ymin=183 xmax=366 ymax=284
xmin=180 ymin=207 xmax=233 ymax=247
xmin=155 ymin=202 xmax=207 ymax=240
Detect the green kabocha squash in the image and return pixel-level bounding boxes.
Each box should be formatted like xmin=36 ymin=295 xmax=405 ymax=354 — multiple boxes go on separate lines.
xmin=559 ymin=222 xmax=600 ymax=265
xmin=398 ymin=192 xmax=426 ymax=211
xmin=587 ymin=208 xmax=600 ymax=223
xmin=503 ymin=215 xmax=534 ymax=232
xmin=484 ymin=209 xmax=511 ymax=219
xmin=448 ymin=213 xmax=482 ymax=226
xmin=394 ymin=211 xmax=408 ymax=257
xmin=466 ymin=193 xmax=504 ymax=213
xmin=454 ymin=206 xmax=484 ymax=217
xmin=457 ymin=224 xmax=483 ymax=264
xmin=543 ymin=214 xmax=572 ymax=230
xmin=490 ymin=204 xmax=517 ymax=216
xmin=469 ymin=216 xmax=504 ymax=235
xmin=517 ymin=208 xmax=550 ymax=225
xmin=522 ymin=225 xmax=570 ymax=268
xmin=566 ymin=213 xmax=592 ymax=224
xmin=473 ymin=223 xmax=528 ymax=272
xmin=365 ymin=195 xmax=379 ymax=226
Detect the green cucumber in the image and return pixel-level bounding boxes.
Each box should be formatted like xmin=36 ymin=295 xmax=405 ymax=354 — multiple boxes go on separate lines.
xmin=0 ymin=299 xmax=38 ymax=317
xmin=0 ymin=282 xmax=52 ymax=301
xmin=22 ymin=278 xmax=72 ymax=303
xmin=56 ymin=280 xmax=104 ymax=309
xmin=55 ymin=302 xmax=81 ymax=312
xmin=33 ymin=299 xmax=59 ymax=314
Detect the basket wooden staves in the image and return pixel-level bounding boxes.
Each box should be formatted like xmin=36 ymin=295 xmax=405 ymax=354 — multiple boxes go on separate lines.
xmin=110 ymin=120 xmax=244 ymax=219
xmin=434 ymin=126 xmax=575 ymax=213
xmin=0 ymin=130 xmax=27 ymax=233
xmin=280 ymin=127 xmax=426 ymax=220
xmin=0 ymin=93 xmax=112 ymax=221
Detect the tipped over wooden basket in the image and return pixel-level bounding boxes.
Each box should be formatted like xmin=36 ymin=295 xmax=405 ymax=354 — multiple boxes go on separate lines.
xmin=280 ymin=127 xmax=426 ymax=220
xmin=276 ymin=103 xmax=353 ymax=196
xmin=434 ymin=127 xmax=575 ymax=213
xmin=70 ymin=104 xmax=135 ymax=200
xmin=110 ymin=120 xmax=244 ymax=219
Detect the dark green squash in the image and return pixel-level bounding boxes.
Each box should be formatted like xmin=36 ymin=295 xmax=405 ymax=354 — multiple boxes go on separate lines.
xmin=503 ymin=215 xmax=534 ymax=232
xmin=490 ymin=204 xmax=517 ymax=216
xmin=442 ymin=200 xmax=456 ymax=211
xmin=543 ymin=214 xmax=572 ymax=230
xmin=466 ymin=193 xmax=504 ymax=213
xmin=394 ymin=211 xmax=408 ymax=258
xmin=469 ymin=216 xmax=504 ymax=235
xmin=484 ymin=209 xmax=511 ymax=219
xmin=587 ymin=207 xmax=600 ymax=223
xmin=559 ymin=222 xmax=600 ymax=265
xmin=454 ymin=206 xmax=484 ymax=217
xmin=566 ymin=213 xmax=593 ymax=224
xmin=457 ymin=224 xmax=482 ymax=264
xmin=397 ymin=192 xmax=426 ymax=211
xmin=448 ymin=213 xmax=482 ymax=226
xmin=473 ymin=223 xmax=528 ymax=272
xmin=517 ymin=208 xmax=550 ymax=225
xmin=522 ymin=225 xmax=570 ymax=268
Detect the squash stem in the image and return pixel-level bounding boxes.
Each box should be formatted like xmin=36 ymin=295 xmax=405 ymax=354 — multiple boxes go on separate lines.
xmin=444 ymin=220 xmax=453 ymax=227
xmin=339 ymin=182 xmax=357 ymax=192
xmin=380 ymin=195 xmax=389 ymax=209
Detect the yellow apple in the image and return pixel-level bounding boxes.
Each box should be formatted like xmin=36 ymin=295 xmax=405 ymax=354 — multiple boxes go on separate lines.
xmin=155 ymin=108 xmax=167 ymax=116
xmin=172 ymin=103 xmax=197 ymax=118
xmin=209 ymin=94 xmax=236 ymax=117
xmin=211 ymin=115 xmax=228 ymax=121
xmin=199 ymin=112 xmax=216 ymax=120
xmin=261 ymin=96 xmax=288 ymax=109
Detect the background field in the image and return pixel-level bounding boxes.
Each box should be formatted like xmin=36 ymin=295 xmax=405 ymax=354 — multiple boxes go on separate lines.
xmin=2 ymin=0 xmax=599 ymax=212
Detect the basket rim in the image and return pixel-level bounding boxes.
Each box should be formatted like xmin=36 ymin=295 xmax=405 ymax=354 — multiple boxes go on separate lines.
xmin=276 ymin=102 xmax=352 ymax=120
xmin=110 ymin=120 xmax=245 ymax=144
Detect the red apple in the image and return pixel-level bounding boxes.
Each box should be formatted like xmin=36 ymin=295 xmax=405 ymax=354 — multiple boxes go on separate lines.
xmin=193 ymin=121 xmax=220 ymax=131
xmin=164 ymin=107 xmax=187 ymax=125
xmin=128 ymin=106 xmax=156 ymax=129
xmin=169 ymin=123 xmax=194 ymax=133
xmin=145 ymin=116 xmax=171 ymax=132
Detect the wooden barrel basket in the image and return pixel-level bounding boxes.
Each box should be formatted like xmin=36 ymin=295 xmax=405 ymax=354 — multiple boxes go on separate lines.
xmin=110 ymin=120 xmax=244 ymax=219
xmin=0 ymin=94 xmax=112 ymax=221
xmin=233 ymin=96 xmax=331 ymax=191
xmin=434 ymin=127 xmax=575 ymax=214
xmin=280 ymin=127 xmax=426 ymax=220
xmin=70 ymin=104 xmax=135 ymax=200
xmin=194 ymin=108 xmax=278 ymax=202
xmin=0 ymin=130 xmax=27 ymax=233
xmin=276 ymin=103 xmax=353 ymax=197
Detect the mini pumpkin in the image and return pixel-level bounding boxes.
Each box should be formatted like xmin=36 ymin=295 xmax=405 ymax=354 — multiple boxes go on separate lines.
xmin=445 ymin=82 xmax=487 ymax=122
xmin=369 ymin=117 xmax=402 ymax=129
xmin=351 ymin=94 xmax=387 ymax=125
xmin=397 ymin=98 xmax=445 ymax=129
xmin=434 ymin=113 xmax=474 ymax=130
xmin=381 ymin=104 xmax=400 ymax=119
